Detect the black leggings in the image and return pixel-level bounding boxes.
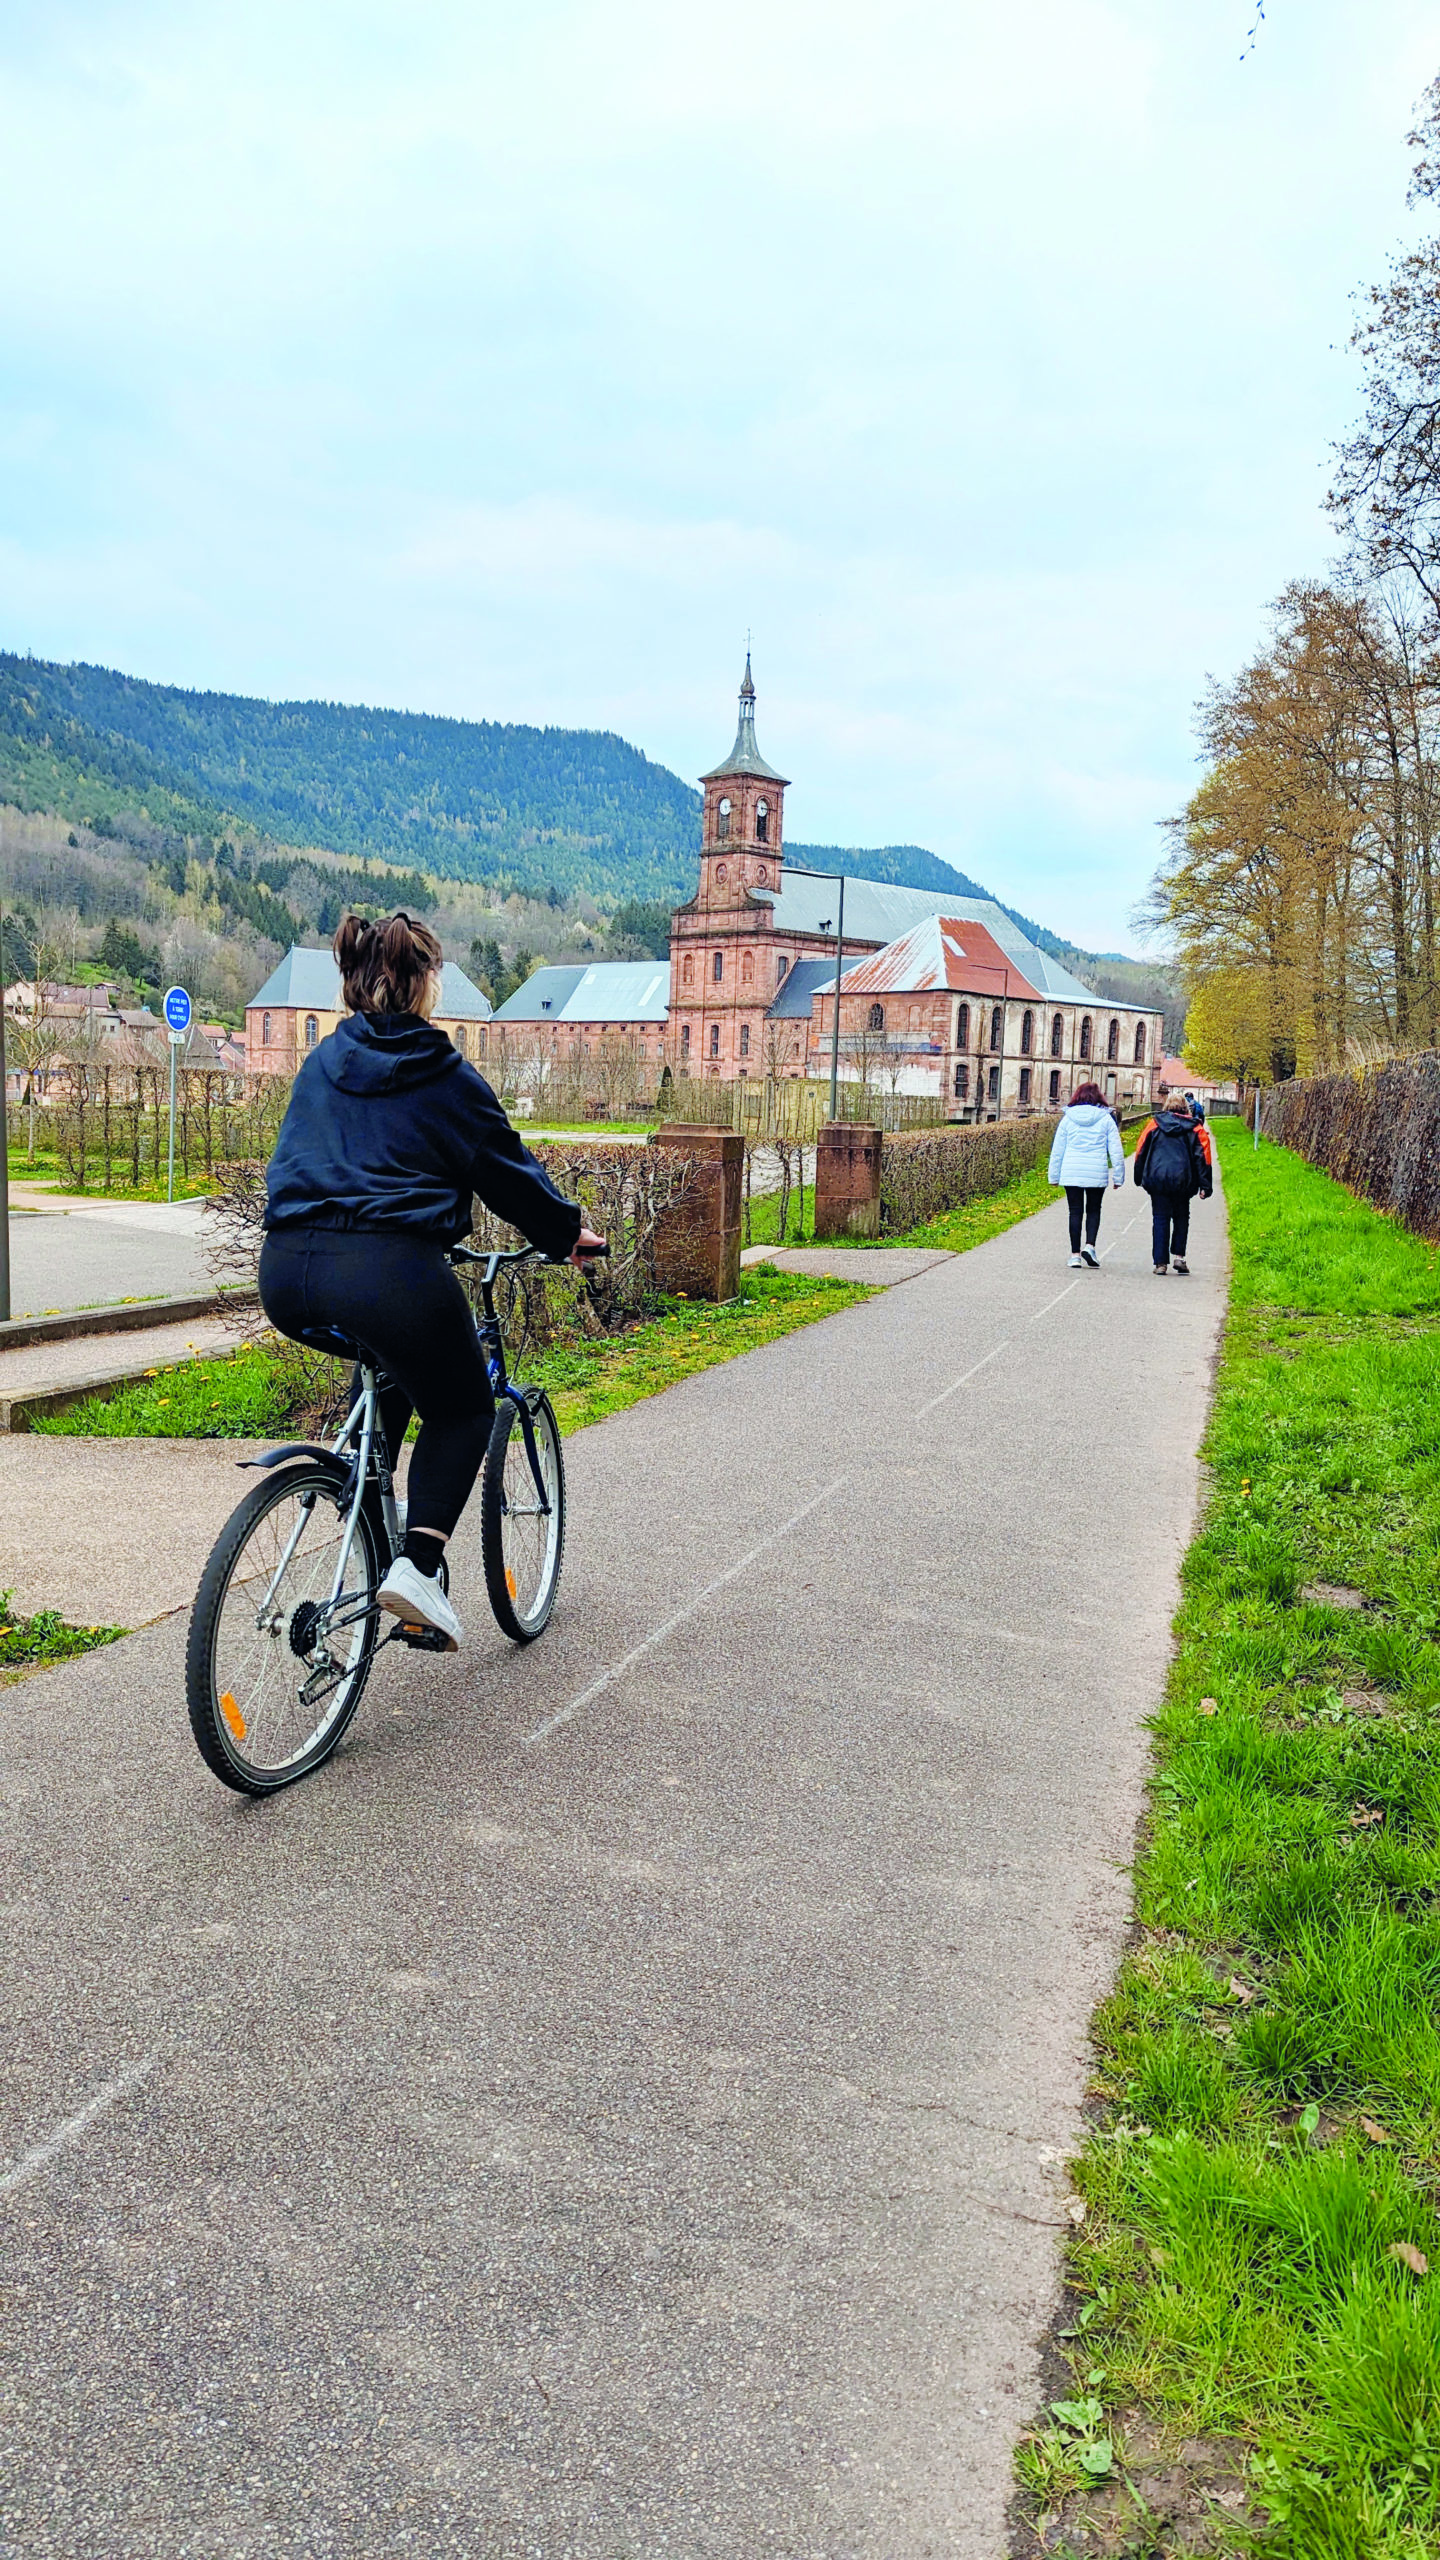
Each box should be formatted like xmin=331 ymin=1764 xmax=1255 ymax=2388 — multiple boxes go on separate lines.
xmin=258 ymin=1229 xmax=493 ymax=1540
xmin=1065 ymin=1186 xmax=1104 ymax=1251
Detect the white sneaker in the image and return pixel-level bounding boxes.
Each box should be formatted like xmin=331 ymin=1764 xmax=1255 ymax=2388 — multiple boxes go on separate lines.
xmin=1068 ymin=1252 xmax=1082 ymax=1268
xmin=376 ymin=1557 xmax=463 ymax=1651
xmin=1080 ymin=1244 xmax=1099 ymax=1268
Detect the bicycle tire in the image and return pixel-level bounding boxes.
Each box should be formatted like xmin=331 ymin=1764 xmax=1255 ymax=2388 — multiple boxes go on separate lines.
xmin=480 ymin=1392 xmax=566 ymax=1642
xmin=186 ymin=1460 xmax=382 ymax=1795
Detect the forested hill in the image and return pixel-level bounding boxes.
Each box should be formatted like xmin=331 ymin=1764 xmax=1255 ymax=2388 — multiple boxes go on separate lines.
xmin=0 ymin=654 xmax=1142 ymax=981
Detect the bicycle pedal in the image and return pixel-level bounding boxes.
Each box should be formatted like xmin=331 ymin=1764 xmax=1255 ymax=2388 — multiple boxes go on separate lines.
xmin=395 ymin=1622 xmax=451 ymax=1651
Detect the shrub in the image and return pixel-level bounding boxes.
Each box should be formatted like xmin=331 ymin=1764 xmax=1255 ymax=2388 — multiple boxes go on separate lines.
xmin=1261 ymin=1056 xmax=1440 ymax=1240
xmin=879 ymin=1114 xmax=1060 ymax=1232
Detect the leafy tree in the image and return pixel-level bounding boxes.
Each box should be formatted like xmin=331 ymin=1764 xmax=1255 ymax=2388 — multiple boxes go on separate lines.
xmin=1331 ymin=76 xmax=1440 ymax=611
xmin=99 ymin=917 xmax=159 ymax=984
xmin=609 ymin=898 xmax=671 ymax=958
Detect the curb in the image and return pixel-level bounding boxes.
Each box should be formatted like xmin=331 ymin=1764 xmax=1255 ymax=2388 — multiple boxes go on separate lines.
xmin=0 ymin=1345 xmax=238 ymax=1434
xmin=0 ymin=1290 xmax=255 ymax=1354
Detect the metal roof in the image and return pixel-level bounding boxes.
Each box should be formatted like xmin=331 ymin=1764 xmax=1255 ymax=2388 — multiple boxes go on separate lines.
xmin=246 ymin=946 xmax=492 ymax=1020
xmin=700 ymin=655 xmax=790 ymax=785
xmin=760 ymin=875 xmax=1098 ymax=1002
xmin=492 ymin=961 xmax=671 ymax=1025
xmin=836 ymin=917 xmax=1040 ymax=1001
xmin=765 ymin=954 xmax=863 ymax=1020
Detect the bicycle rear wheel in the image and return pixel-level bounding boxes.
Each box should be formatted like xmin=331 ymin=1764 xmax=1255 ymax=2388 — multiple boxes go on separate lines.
xmin=480 ymin=1392 xmax=566 ymax=1641
xmin=186 ymin=1461 xmax=381 ymax=1794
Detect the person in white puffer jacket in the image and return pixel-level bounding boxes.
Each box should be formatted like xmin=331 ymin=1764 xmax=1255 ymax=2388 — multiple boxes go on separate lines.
xmin=1047 ymin=1080 xmax=1125 ymax=1268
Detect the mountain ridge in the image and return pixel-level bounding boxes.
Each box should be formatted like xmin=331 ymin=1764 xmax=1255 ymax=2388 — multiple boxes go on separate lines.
xmin=0 ymin=650 xmax=1147 ymax=976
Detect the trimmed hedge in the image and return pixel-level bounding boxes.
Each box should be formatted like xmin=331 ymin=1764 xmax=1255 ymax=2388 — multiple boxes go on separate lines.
xmin=1261 ymin=1056 xmax=1440 ymax=1241
xmin=880 ymin=1114 xmax=1060 ymax=1232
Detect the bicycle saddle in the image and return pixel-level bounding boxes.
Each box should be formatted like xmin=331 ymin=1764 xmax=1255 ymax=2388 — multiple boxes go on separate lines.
xmin=296 ymin=1323 xmax=367 ymax=1362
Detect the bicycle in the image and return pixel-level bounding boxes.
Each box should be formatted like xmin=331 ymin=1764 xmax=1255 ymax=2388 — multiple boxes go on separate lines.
xmin=185 ymin=1240 xmax=586 ymax=1796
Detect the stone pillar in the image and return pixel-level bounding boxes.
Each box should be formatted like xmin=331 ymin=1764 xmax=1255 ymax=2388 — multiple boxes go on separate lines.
xmin=814 ymin=1120 xmax=882 ymax=1238
xmin=649 ymin=1125 xmax=743 ymax=1301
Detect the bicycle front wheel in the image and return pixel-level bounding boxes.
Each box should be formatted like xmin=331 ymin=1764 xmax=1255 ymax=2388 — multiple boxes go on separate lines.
xmin=186 ymin=1461 xmax=381 ymax=1794
xmin=480 ymin=1392 xmax=566 ymax=1641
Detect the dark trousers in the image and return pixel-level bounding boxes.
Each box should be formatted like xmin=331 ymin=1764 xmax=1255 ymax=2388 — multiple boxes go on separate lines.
xmin=259 ymin=1228 xmax=494 ymax=1538
xmin=1150 ymin=1190 xmax=1191 ymax=1266
xmin=1065 ymin=1185 xmax=1104 ymax=1251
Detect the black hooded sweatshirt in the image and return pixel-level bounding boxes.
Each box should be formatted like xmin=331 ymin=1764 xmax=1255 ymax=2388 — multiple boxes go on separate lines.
xmin=263 ymin=1012 xmax=582 ymax=1257
xmin=1135 ymin=1110 xmax=1210 ymax=1200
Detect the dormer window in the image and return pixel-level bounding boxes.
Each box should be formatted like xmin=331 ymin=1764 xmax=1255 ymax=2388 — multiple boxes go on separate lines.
xmin=717 ymin=796 xmax=731 ymax=841
xmin=755 ymin=798 xmax=769 ymax=844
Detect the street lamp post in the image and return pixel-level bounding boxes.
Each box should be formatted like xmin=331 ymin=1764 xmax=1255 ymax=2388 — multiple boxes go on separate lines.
xmin=783 ymin=860 xmax=849 ymax=1121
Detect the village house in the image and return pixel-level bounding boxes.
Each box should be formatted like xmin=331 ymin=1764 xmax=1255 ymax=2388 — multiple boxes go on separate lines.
xmin=245 ymin=947 xmax=492 ymax=1075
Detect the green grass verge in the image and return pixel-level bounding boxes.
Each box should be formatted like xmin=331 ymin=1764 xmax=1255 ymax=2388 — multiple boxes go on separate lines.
xmin=36 ymin=1267 xmax=875 ymax=1443
xmin=1016 ymin=1120 xmax=1440 ymax=2555
xmin=8 ymin=1147 xmax=217 ymax=1202
xmin=0 ymin=1589 xmax=126 ymax=1684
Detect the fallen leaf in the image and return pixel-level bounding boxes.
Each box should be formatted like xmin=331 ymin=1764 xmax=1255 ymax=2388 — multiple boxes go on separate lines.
xmin=1350 ymin=1805 xmax=1384 ymax=1828
xmin=1067 ymin=2199 xmax=1087 ymax=2226
xmin=1199 ymin=1696 xmax=1218 ymax=1716
xmin=1228 ymin=1975 xmax=1256 ymax=2006
xmin=1389 ymin=2242 xmax=1429 ymax=2276
xmin=1298 ymin=2102 xmax=1321 ymax=2138
xmin=1361 ymin=2115 xmax=1392 ymax=2145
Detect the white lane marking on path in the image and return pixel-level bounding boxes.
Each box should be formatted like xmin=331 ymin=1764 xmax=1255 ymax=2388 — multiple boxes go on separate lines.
xmin=525 ymin=1479 xmax=849 ymax=1746
xmin=0 ymin=2051 xmax=161 ymax=2201
xmin=913 ymin=1337 xmax=1011 ymax=1421
xmin=1030 ymin=1281 xmax=1081 ymax=1320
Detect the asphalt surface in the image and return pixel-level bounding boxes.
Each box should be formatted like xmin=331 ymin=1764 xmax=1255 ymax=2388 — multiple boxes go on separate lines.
xmin=5 ymin=1195 xmax=212 ymax=1317
xmin=0 ymin=1173 xmax=1226 ymax=2558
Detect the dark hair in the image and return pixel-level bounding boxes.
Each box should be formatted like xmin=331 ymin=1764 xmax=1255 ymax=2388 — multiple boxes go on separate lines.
xmin=334 ymin=911 xmax=443 ymax=1016
xmin=1070 ymin=1080 xmax=1106 ymax=1108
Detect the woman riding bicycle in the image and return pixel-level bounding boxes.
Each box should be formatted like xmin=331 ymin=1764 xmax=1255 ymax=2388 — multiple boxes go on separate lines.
xmin=259 ymin=910 xmax=603 ymax=1652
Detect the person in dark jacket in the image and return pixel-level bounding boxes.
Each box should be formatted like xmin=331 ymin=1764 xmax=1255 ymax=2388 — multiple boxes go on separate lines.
xmin=1134 ymin=1096 xmax=1211 ymax=1276
xmin=260 ymin=912 xmax=604 ymax=1649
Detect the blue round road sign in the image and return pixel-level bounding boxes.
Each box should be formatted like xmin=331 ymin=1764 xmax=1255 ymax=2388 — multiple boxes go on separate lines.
xmin=163 ymin=984 xmax=192 ymax=1033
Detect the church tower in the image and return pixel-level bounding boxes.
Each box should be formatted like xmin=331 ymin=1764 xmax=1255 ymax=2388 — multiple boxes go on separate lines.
xmin=668 ymin=657 xmax=794 ymax=1076
xmin=695 ymin=654 xmax=790 ymax=910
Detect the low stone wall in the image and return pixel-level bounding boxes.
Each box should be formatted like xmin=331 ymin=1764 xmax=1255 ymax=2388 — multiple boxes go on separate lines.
xmin=1261 ymin=1056 xmax=1440 ymax=1240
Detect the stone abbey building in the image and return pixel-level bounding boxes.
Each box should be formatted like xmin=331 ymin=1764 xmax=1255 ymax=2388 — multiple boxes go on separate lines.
xmin=494 ymin=663 xmax=1164 ymax=1118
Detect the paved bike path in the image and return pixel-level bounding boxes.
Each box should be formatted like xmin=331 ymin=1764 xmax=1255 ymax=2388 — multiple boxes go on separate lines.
xmin=0 ymin=1175 xmax=1226 ymax=2559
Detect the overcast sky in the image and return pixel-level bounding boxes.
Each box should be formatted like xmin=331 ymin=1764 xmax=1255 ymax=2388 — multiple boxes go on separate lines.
xmin=2 ymin=0 xmax=1437 ymax=949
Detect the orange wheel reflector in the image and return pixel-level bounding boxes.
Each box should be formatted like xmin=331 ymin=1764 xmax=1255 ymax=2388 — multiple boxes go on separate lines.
xmin=219 ymin=1690 xmax=247 ymax=1741
xmin=505 ymin=1568 xmax=517 ymax=1599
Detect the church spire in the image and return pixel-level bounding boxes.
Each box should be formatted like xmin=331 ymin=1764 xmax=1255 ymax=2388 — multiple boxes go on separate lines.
xmin=701 ymin=652 xmax=789 ymax=784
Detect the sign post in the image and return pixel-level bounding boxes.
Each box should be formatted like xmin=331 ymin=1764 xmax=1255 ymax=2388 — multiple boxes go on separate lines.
xmin=162 ymin=985 xmax=192 ymax=1202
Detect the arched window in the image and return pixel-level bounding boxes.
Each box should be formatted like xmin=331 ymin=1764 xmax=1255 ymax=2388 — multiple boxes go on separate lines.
xmin=304 ymin=1015 xmax=319 ymax=1049
xmin=717 ymin=796 xmax=731 ymax=841
xmin=741 ymin=952 xmax=753 ymax=987
xmin=709 ymin=1022 xmax=720 ymax=1058
xmin=755 ymin=798 xmax=769 ymax=843
xmin=680 ymin=1023 xmax=690 ymax=1058
xmin=1049 ymin=1069 xmax=1060 ymax=1103
xmin=1019 ymin=1067 xmax=1032 ymax=1104
xmin=990 ymin=1005 xmax=1003 ymax=1050
xmin=682 ymin=954 xmax=693 ymax=986
xmin=1051 ymin=1012 xmax=1064 ymax=1057
xmin=713 ymin=951 xmax=724 ymax=983
xmin=1021 ymin=1009 xmax=1034 ymax=1056
xmin=453 ymin=1025 xmax=467 ymax=1058
xmin=1107 ymin=1018 xmax=1120 ymax=1062
xmin=262 ymin=1011 xmax=272 ymax=1045
xmin=953 ymin=1062 xmax=969 ymax=1099
xmin=956 ymin=1001 xmax=969 ymax=1048
xmin=868 ymin=1001 xmax=885 ymax=1031
xmin=1080 ymin=1015 xmax=1092 ymax=1060
xmin=776 ymin=954 xmax=789 ymax=984
xmin=739 ymin=1022 xmax=750 ymax=1057
xmin=1134 ymin=1021 xmax=1147 ymax=1063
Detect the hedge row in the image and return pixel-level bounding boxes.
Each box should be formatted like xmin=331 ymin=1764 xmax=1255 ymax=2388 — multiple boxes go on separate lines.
xmin=1261 ymin=1056 xmax=1440 ymax=1241
xmin=879 ymin=1113 xmax=1060 ymax=1232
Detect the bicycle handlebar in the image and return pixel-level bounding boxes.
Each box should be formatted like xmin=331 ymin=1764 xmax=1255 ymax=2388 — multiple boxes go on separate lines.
xmin=449 ymin=1239 xmax=609 ymax=1280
